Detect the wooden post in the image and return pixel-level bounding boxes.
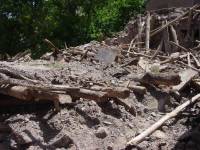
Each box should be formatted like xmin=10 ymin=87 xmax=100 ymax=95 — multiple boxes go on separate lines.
xmin=162 ymin=20 xmax=170 ymax=54
xmin=145 ymin=12 xmax=151 ymax=50
xmin=137 ymin=14 xmax=143 ymax=49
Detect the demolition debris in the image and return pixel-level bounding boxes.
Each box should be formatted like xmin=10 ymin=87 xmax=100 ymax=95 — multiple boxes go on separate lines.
xmin=1 ymin=4 xmax=200 ymax=150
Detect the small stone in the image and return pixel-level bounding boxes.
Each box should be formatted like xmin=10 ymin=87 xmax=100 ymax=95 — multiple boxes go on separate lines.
xmin=151 ymin=112 xmax=157 ymax=117
xmin=10 ymin=139 xmax=18 ymax=149
xmin=151 ymin=130 xmax=167 ymax=139
xmin=89 ymin=82 xmax=94 ymax=86
xmin=128 ymin=123 xmax=134 ymax=129
xmin=15 ymin=131 xmax=36 ymax=145
xmin=51 ymin=135 xmax=74 ymax=148
xmin=107 ymin=145 xmax=113 ymax=150
xmin=161 ymin=126 xmax=168 ymax=132
xmin=95 ymin=127 xmax=108 ymax=139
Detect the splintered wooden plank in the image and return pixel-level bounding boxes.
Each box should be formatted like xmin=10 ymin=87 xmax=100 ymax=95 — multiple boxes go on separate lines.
xmin=172 ymin=69 xmax=198 ymax=91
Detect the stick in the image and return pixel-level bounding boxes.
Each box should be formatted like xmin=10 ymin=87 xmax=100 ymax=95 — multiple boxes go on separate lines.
xmin=44 ymin=39 xmax=60 ymax=53
xmin=177 ymin=61 xmax=200 ymax=73
xmin=169 ymin=25 xmax=179 ymax=45
xmin=162 ymin=20 xmax=170 ymax=54
xmin=145 ymin=12 xmax=151 ymax=50
xmin=172 ymin=69 xmax=198 ymax=91
xmin=131 ymin=72 xmax=181 ymax=86
xmin=127 ymin=93 xmax=200 ymax=146
xmin=137 ymin=15 xmax=142 ymax=48
xmin=122 ymin=50 xmax=168 ymax=60
xmin=127 ymin=37 xmax=137 ymax=57
xmin=187 ymin=52 xmax=191 ymax=67
xmin=190 ymin=53 xmax=200 ymax=68
xmin=169 ymin=41 xmax=188 ymax=52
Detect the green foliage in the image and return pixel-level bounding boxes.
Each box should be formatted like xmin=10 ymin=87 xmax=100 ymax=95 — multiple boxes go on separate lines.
xmin=89 ymin=0 xmax=144 ymax=39
xmin=0 ymin=0 xmax=144 ymax=57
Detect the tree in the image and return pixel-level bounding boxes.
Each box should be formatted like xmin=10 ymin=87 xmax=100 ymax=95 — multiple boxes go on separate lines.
xmin=0 ymin=0 xmax=144 ymax=57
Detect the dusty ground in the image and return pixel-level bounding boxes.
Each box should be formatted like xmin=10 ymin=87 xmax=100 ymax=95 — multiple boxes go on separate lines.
xmin=0 ymin=59 xmax=199 ymax=150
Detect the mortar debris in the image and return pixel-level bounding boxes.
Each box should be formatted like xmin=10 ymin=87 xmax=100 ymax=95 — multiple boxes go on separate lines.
xmin=1 ymin=5 xmax=200 ymax=150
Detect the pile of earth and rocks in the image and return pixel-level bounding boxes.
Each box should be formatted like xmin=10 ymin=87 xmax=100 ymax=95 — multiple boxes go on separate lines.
xmin=1 ymin=5 xmax=200 ymax=150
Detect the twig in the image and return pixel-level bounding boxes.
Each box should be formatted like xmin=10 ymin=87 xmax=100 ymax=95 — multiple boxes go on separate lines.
xmin=123 ymin=50 xmax=168 ymax=59
xmin=177 ymin=61 xmax=200 ymax=73
xmin=126 ymin=93 xmax=200 ymax=146
xmin=169 ymin=41 xmax=188 ymax=52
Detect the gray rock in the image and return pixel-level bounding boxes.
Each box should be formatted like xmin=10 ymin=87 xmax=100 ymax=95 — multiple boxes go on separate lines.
xmin=151 ymin=130 xmax=167 ymax=139
xmin=95 ymin=127 xmax=108 ymax=139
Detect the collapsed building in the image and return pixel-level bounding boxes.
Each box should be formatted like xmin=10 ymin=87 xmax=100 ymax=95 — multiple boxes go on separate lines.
xmin=105 ymin=0 xmax=200 ymax=54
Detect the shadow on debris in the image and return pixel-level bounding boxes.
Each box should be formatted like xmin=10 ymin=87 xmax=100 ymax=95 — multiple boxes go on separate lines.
xmin=97 ymin=101 xmax=122 ymax=119
xmin=173 ymin=108 xmax=200 ymax=150
xmin=0 ymin=94 xmax=54 ymax=114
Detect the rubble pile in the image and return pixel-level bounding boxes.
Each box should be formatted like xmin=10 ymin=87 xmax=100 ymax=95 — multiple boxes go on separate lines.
xmin=0 ymin=5 xmax=200 ymax=150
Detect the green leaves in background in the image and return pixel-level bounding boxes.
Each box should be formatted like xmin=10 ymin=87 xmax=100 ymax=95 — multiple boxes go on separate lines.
xmin=0 ymin=0 xmax=144 ymax=57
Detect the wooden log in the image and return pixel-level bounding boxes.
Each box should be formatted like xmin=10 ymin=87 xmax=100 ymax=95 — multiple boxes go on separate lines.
xmin=0 ymin=86 xmax=72 ymax=103
xmin=169 ymin=25 xmax=179 ymax=52
xmin=162 ymin=20 xmax=170 ymax=54
xmin=128 ymin=85 xmax=146 ymax=95
xmin=145 ymin=12 xmax=151 ymax=50
xmin=172 ymin=69 xmax=198 ymax=91
xmin=0 ymin=72 xmax=80 ymax=92
xmin=130 ymin=72 xmax=181 ymax=86
xmin=0 ymin=86 xmax=72 ymax=111
xmin=118 ymin=81 xmax=146 ymax=94
xmin=90 ymin=86 xmax=130 ymax=99
xmin=0 ymin=72 xmax=130 ymax=103
xmin=169 ymin=25 xmax=179 ymax=45
xmin=126 ymin=93 xmax=200 ymax=146
xmin=137 ymin=14 xmax=143 ymax=49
